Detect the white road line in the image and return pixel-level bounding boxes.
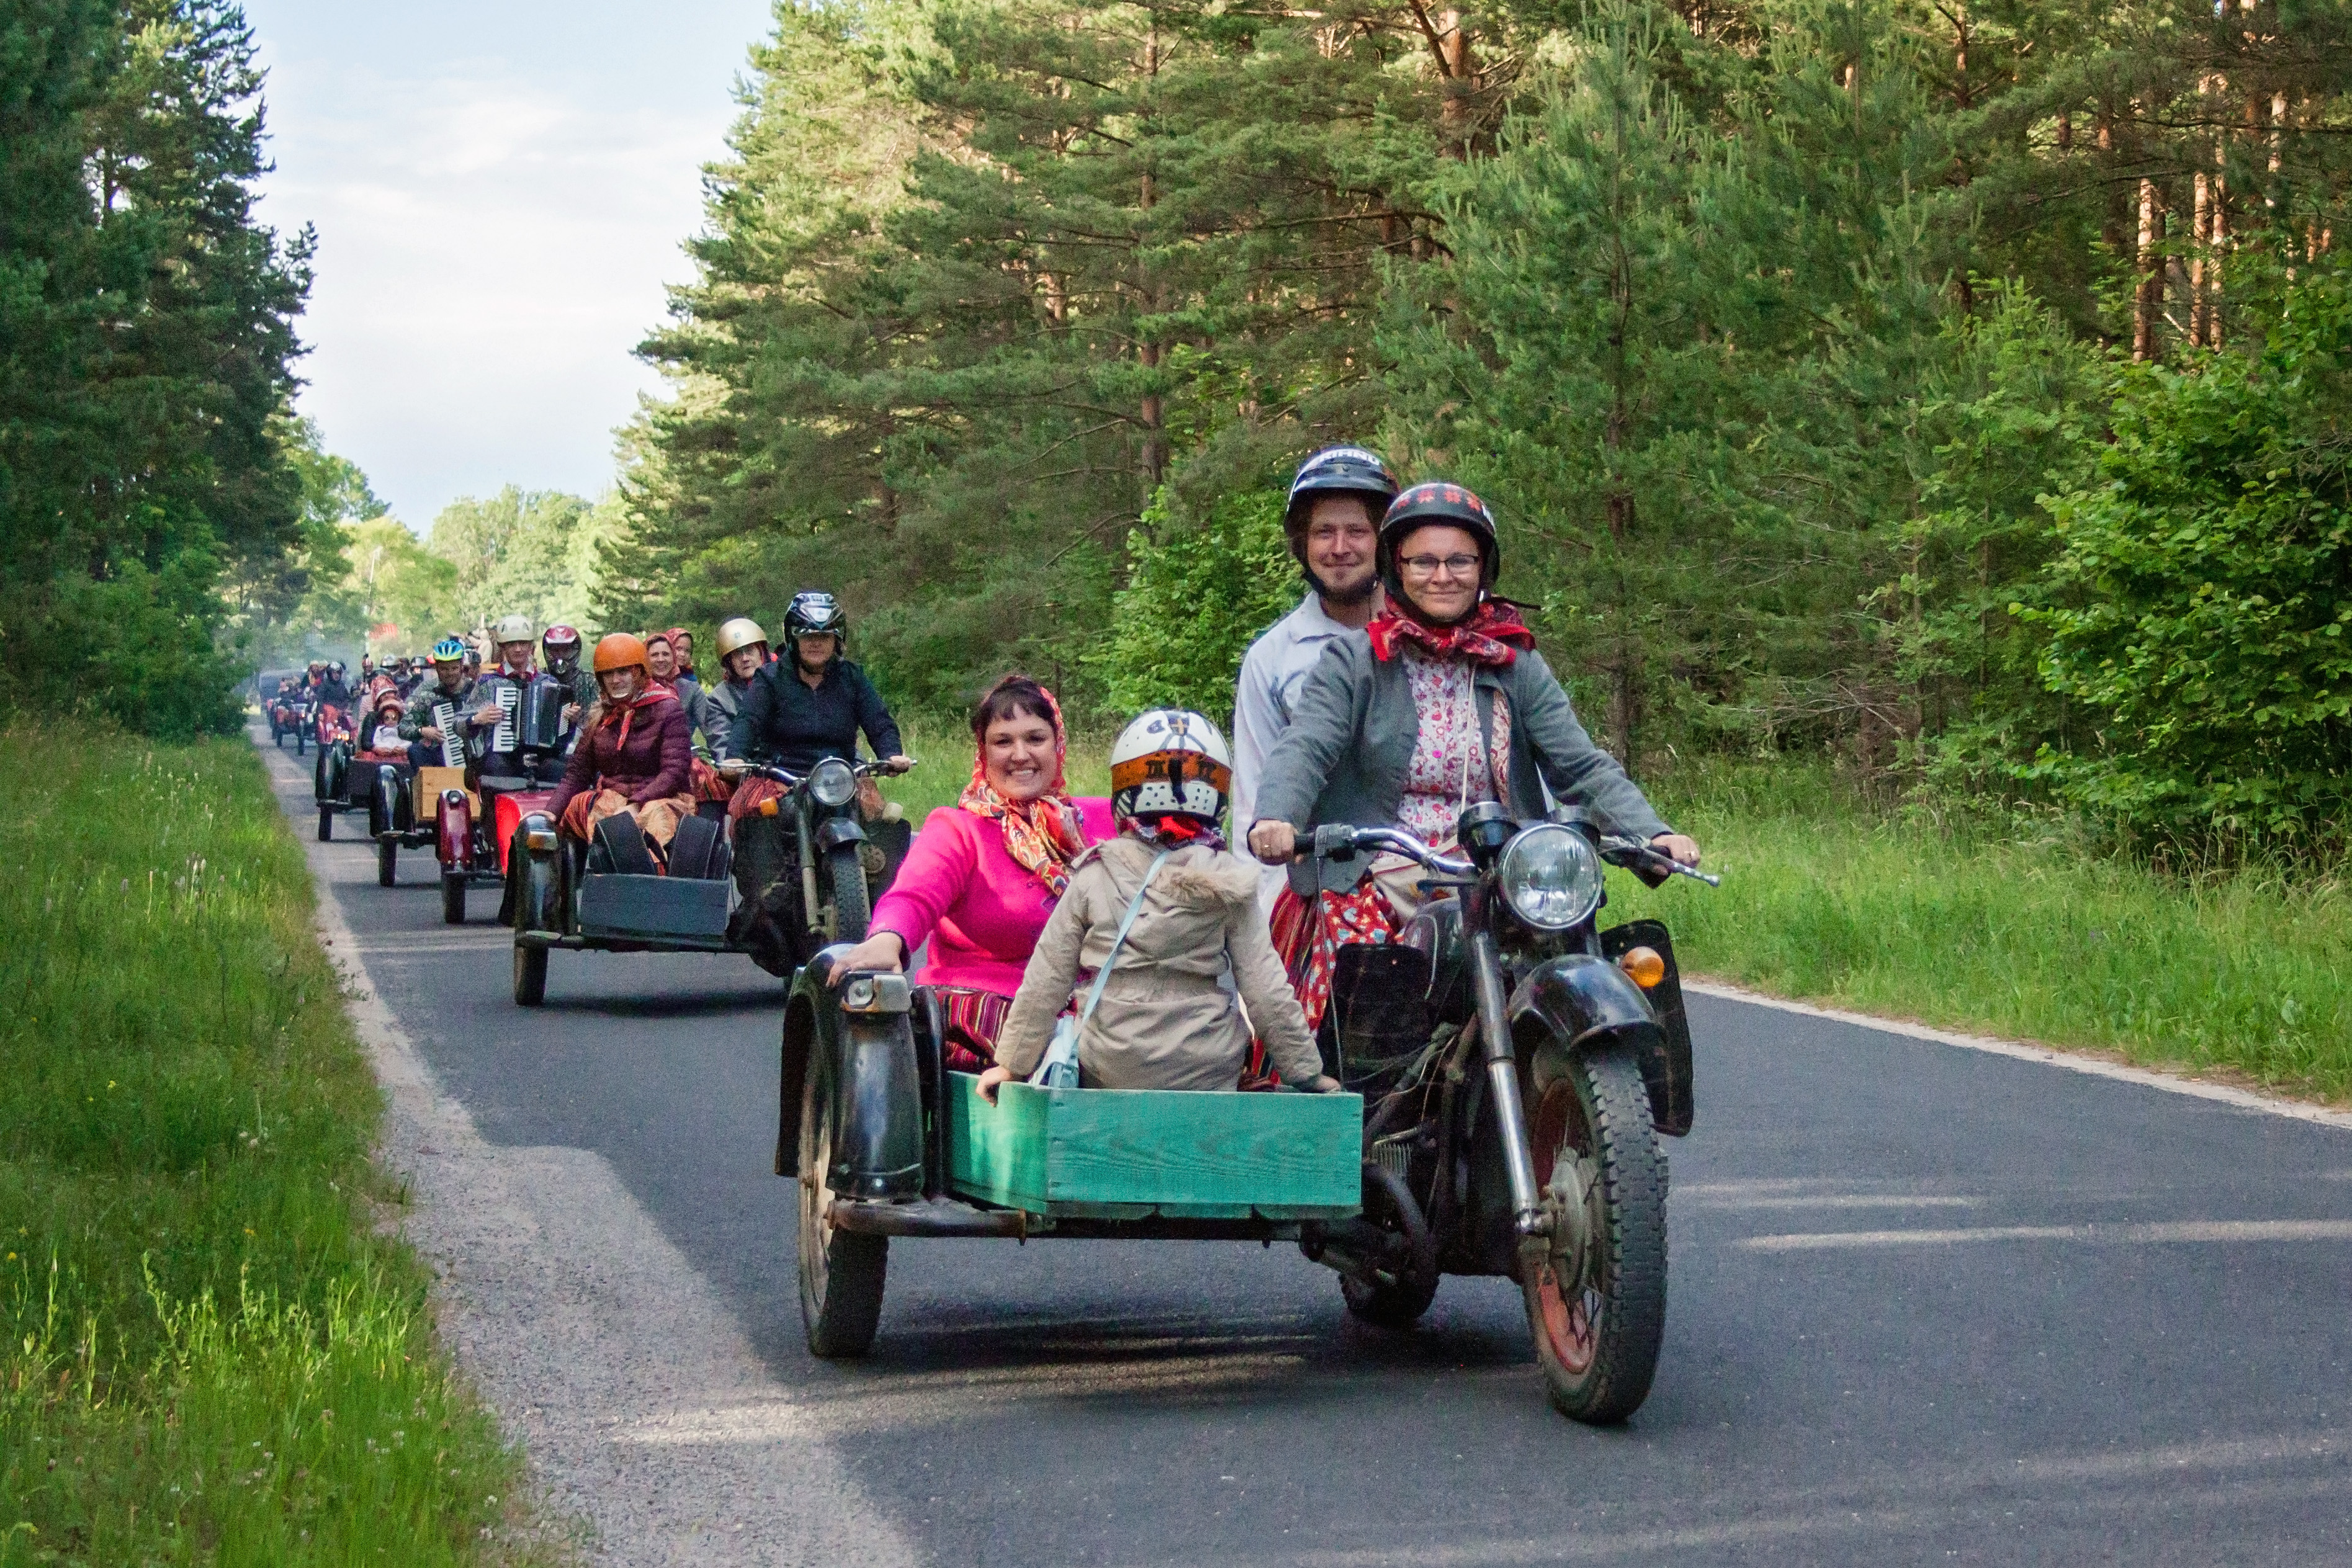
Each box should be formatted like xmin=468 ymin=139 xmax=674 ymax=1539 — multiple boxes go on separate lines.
xmin=1685 ymin=979 xmax=2352 ymax=1133
xmin=1741 ymin=1219 xmax=2352 ymax=1252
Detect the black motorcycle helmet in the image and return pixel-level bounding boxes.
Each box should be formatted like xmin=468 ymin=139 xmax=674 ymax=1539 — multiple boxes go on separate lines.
xmin=1378 ymin=480 xmax=1502 ymax=605
xmin=784 ymin=591 xmax=848 ymax=643
xmin=1282 ymin=446 xmax=1398 ymax=570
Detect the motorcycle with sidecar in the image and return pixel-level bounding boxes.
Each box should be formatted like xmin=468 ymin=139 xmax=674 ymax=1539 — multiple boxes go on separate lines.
xmin=310 ymin=707 xmax=386 ymax=842
xmin=431 ymin=674 xmax=570 ymax=925
xmin=271 ymin=686 xmax=316 ymax=753
xmin=779 ymin=800 xmax=1713 ymax=1423
xmin=505 ymin=753 xmax=912 ymax=1006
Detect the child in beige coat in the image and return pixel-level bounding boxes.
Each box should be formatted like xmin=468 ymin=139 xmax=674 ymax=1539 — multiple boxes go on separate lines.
xmin=979 ymin=709 xmax=1335 ymax=1098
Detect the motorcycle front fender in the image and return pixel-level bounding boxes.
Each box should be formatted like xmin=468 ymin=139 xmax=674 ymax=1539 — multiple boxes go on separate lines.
xmin=779 ymin=956 xmax=925 ymax=1200
xmin=436 ymin=789 xmax=471 ymax=870
xmin=1509 ymin=954 xmax=1679 ymax=1133
xmin=814 ymin=815 xmax=866 ymax=852
xmin=513 ymin=811 xmax=565 ymax=934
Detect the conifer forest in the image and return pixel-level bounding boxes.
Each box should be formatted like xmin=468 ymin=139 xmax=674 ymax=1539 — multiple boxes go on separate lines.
xmin=9 ymin=0 xmax=2352 ymax=853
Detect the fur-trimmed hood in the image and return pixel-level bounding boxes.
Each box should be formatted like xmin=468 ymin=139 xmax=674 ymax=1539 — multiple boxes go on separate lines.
xmin=1078 ymin=835 xmax=1259 ymax=911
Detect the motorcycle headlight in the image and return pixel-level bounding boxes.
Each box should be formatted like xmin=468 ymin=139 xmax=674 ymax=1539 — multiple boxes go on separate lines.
xmin=1499 ymin=823 xmax=1604 ymax=931
xmin=809 ymin=758 xmax=858 ymax=809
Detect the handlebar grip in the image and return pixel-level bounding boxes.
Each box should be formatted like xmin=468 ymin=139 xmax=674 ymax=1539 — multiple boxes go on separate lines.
xmin=1310 ymin=823 xmax=1359 ymax=861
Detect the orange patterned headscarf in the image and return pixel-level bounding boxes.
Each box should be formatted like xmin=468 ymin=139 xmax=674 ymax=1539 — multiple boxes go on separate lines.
xmin=958 ymin=676 xmax=1087 ymax=895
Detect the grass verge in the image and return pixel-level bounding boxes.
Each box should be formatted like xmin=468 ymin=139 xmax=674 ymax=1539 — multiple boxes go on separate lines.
xmin=1610 ymin=760 xmax=2352 ymax=1103
xmin=0 ymin=724 xmax=558 ymax=1565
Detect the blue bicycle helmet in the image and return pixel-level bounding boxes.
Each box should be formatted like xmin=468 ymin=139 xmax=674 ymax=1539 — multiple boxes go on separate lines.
xmin=431 ymin=637 xmax=468 ymax=664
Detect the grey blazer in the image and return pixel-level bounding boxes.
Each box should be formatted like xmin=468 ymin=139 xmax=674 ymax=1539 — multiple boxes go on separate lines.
xmin=1250 ymin=632 xmax=1671 ymax=887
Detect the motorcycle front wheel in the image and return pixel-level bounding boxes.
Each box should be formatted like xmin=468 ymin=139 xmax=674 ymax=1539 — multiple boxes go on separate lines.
xmin=825 ymin=841 xmax=871 ymax=945
xmin=1521 ymin=1046 xmax=1666 ymax=1425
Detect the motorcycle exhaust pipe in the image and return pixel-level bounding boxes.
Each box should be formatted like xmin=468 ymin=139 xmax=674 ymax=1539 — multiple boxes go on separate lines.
xmin=1468 ymin=929 xmax=1548 ymax=1237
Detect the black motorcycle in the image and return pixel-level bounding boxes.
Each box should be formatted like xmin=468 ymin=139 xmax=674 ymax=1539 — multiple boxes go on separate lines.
xmin=1291 ymin=802 xmax=1715 ymax=1423
xmin=727 ymin=755 xmax=912 ymax=973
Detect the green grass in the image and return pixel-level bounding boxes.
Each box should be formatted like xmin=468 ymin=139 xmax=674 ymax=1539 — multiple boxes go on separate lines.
xmin=0 ymin=726 xmax=558 ymax=1566
xmin=1609 ymin=760 xmax=2352 ymax=1103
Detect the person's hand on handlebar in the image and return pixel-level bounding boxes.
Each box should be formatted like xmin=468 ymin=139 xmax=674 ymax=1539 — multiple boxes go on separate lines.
xmin=827 ymin=930 xmax=907 ymax=985
xmin=1247 ymin=819 xmax=1296 ymax=865
xmin=883 ymin=754 xmax=915 ymax=774
xmin=1649 ymin=833 xmax=1702 ymax=867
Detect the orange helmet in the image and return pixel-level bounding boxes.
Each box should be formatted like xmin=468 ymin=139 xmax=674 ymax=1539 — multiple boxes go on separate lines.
xmin=592 ymin=632 xmax=649 ymax=674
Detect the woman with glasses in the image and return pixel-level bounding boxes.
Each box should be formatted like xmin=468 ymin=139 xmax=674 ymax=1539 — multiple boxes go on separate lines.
xmin=1242 ymin=481 xmax=1702 ymax=1037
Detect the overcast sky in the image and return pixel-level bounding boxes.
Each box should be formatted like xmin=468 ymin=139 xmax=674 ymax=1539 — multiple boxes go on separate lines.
xmin=246 ymin=0 xmax=774 ymax=528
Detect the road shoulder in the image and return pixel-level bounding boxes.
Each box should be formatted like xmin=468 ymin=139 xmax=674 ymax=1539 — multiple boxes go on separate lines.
xmin=264 ymin=733 xmax=917 ymax=1567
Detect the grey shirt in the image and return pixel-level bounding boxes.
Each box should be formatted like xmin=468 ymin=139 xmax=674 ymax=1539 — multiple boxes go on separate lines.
xmin=1250 ymin=632 xmax=1671 ymax=884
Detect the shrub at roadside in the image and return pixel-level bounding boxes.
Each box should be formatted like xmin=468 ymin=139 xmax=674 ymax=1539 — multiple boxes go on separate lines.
xmin=0 ymin=725 xmax=555 ymax=1564
xmin=2029 ymin=262 xmax=2352 ymax=854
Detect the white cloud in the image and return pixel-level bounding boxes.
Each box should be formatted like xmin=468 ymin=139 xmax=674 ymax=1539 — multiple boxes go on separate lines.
xmin=246 ymin=4 xmax=771 ymax=526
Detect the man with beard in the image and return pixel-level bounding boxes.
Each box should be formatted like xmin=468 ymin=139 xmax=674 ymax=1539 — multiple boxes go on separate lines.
xmin=1230 ymin=446 xmax=1400 ymax=912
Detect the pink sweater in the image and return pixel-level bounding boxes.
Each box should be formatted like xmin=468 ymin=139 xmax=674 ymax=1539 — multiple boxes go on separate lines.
xmin=872 ymin=799 xmax=1116 ymax=996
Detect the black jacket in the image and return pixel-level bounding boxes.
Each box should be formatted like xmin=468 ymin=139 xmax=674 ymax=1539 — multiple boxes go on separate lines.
xmin=737 ymin=657 xmax=902 ymax=773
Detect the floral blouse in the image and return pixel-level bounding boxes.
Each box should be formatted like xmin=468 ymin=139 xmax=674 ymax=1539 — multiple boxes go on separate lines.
xmin=1397 ymin=650 xmax=1511 ymax=845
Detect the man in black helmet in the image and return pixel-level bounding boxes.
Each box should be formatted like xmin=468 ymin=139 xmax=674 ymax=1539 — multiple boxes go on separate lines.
xmin=1231 ymin=445 xmax=1400 ymax=910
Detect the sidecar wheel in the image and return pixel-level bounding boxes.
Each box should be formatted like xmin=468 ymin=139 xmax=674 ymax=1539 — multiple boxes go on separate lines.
xmin=1522 ymin=1047 xmax=1666 ymax=1425
xmin=440 ymin=872 xmax=467 ymax=925
xmin=1341 ymin=1270 xmax=1439 ymax=1329
xmin=317 ymin=806 xmax=334 ymax=841
xmin=377 ymin=838 xmax=398 ymax=887
xmin=797 ymin=1060 xmax=886 ymax=1356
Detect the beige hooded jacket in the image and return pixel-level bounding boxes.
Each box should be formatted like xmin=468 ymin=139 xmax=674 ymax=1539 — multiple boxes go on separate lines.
xmin=992 ymin=835 xmax=1322 ymax=1091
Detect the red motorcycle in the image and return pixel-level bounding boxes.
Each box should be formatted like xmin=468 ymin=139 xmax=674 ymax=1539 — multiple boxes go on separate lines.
xmin=434 ymin=674 xmax=570 ymax=925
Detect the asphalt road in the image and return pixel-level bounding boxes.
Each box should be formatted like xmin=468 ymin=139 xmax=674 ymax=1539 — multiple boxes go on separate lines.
xmin=270 ymin=738 xmax=2352 ymax=1566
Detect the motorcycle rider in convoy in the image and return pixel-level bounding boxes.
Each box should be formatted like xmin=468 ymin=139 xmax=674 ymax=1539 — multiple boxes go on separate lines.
xmin=727 ymin=591 xmax=913 ymax=959
xmin=397 ymin=638 xmax=480 ymax=766
xmin=647 ymin=630 xmax=725 ymax=761
xmin=541 ymin=624 xmax=594 ymax=731
xmin=471 ymin=614 xmax=565 ymax=785
xmin=1244 ymin=481 xmax=1701 ymax=1034
xmin=546 ymin=634 xmax=695 ymax=867
xmin=706 ymin=617 xmax=770 ymax=760
xmin=1232 ymin=446 xmax=1402 ymax=915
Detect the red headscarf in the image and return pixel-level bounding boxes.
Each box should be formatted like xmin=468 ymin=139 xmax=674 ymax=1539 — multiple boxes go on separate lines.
xmin=1365 ymin=596 xmax=1537 ymax=667
xmin=958 ymin=677 xmax=1087 ymax=895
xmin=662 ymin=627 xmax=694 ymax=677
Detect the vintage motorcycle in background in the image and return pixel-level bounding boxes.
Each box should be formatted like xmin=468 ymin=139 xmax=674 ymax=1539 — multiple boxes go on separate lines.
xmin=433 ymin=673 xmax=571 ymax=924
xmin=725 ymin=755 xmax=911 ymax=975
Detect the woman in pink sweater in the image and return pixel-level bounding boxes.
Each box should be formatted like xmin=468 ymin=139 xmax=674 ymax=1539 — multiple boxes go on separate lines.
xmin=830 ymin=676 xmax=1113 ymax=1067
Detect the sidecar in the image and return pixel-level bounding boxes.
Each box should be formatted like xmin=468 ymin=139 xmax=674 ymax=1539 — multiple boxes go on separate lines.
xmin=776 ymin=959 xmax=1365 ymax=1357
xmin=507 ymin=806 xmax=767 ymax=1004
xmin=309 ymin=730 xmax=390 ymax=843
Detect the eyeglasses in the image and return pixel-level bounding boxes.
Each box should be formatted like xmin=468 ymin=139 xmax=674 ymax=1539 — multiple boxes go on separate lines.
xmin=1398 ymin=553 xmax=1482 ymax=579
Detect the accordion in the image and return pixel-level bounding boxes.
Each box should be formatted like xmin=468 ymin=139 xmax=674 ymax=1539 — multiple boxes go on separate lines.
xmin=490 ymin=676 xmax=568 ymax=753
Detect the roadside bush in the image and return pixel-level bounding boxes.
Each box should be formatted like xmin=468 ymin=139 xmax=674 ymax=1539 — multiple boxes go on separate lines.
xmin=2029 ymin=262 xmax=2352 ymax=854
xmin=1090 ymin=486 xmax=1296 ymax=725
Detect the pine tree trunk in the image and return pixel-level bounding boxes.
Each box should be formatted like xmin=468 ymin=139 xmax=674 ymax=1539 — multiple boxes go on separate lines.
xmin=2134 ymin=178 xmax=2165 ymax=362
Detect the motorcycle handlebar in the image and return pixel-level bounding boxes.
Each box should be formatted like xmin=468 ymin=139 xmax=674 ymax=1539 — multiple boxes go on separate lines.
xmin=1296 ymin=822 xmax=1718 ymax=887
xmin=733 ymin=755 xmax=915 ymax=787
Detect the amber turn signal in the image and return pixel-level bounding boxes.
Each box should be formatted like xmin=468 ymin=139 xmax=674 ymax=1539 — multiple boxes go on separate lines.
xmin=1617 ymin=946 xmax=1666 ymax=989
xmin=760 ymin=798 xmax=781 ymax=817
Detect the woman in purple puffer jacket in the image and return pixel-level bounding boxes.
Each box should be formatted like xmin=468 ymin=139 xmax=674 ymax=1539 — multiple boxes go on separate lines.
xmin=548 ymin=633 xmax=694 ymax=862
